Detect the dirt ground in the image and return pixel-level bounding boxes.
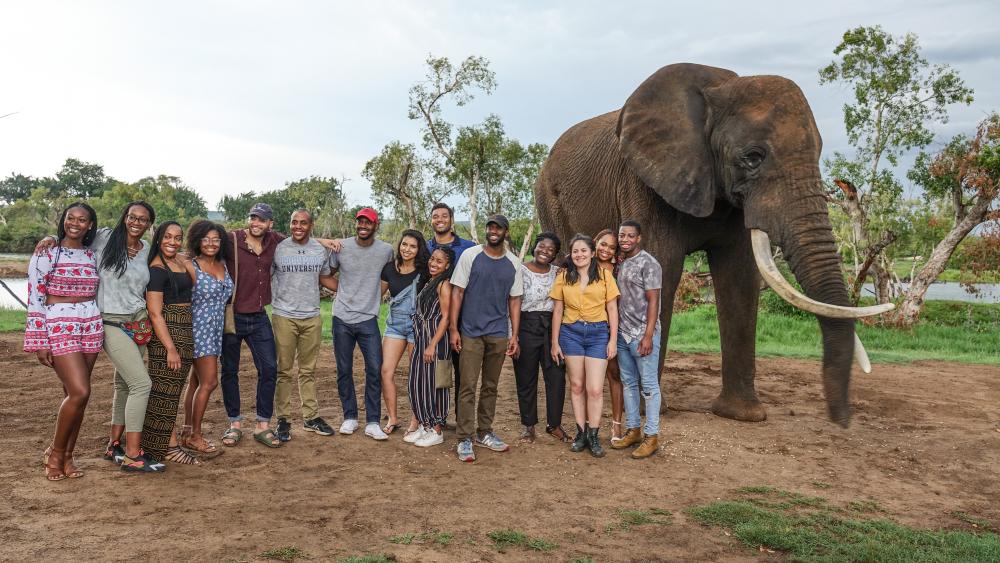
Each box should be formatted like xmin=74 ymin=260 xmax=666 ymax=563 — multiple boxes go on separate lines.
xmin=1 ymin=333 xmax=998 ymax=562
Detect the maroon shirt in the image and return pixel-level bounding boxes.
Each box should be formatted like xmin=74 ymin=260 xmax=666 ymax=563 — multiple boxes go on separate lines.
xmin=225 ymin=229 xmax=286 ymax=314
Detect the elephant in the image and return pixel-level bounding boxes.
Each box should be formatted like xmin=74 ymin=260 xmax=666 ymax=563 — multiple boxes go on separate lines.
xmin=535 ymin=63 xmax=891 ymax=427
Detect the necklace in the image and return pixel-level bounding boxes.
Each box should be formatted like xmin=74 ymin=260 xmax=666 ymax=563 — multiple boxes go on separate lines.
xmin=126 ymin=243 xmax=141 ymax=259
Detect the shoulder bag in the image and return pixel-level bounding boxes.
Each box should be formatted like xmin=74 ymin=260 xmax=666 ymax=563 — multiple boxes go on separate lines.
xmin=223 ymin=232 xmax=238 ymax=334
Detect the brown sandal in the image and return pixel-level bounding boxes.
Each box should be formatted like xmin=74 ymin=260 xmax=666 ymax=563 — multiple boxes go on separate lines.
xmin=546 ymin=425 xmax=572 ymax=443
xmin=165 ymin=446 xmax=202 ymax=465
xmin=63 ymin=454 xmax=85 ymax=479
xmin=43 ymin=447 xmax=67 ymax=481
xmin=519 ymin=425 xmax=536 ymax=443
xmin=186 ymin=434 xmax=222 ymax=458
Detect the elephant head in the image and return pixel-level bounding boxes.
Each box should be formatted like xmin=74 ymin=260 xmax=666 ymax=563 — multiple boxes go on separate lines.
xmin=616 ymin=63 xmax=891 ymax=426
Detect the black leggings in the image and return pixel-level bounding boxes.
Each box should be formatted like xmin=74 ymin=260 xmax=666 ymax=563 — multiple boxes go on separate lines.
xmin=512 ymin=311 xmax=566 ymax=428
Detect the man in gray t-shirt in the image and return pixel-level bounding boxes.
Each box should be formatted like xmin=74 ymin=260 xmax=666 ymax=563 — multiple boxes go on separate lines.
xmin=328 ymin=207 xmax=394 ymax=440
xmin=610 ymin=220 xmax=663 ymax=459
xmin=270 ymin=209 xmax=339 ymax=442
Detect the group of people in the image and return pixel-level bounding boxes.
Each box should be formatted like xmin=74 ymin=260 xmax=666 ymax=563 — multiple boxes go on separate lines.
xmin=25 ymin=198 xmax=666 ymax=480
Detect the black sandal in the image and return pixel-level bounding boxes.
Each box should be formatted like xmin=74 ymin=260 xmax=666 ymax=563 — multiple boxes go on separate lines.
xmin=165 ymin=446 xmax=202 ymax=465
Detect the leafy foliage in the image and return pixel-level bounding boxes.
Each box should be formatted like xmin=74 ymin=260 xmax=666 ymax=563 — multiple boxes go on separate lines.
xmin=218 ymin=176 xmax=351 ymax=237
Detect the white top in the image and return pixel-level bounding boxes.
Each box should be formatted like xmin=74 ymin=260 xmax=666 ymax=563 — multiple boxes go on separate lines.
xmin=520 ymin=263 xmax=558 ymax=313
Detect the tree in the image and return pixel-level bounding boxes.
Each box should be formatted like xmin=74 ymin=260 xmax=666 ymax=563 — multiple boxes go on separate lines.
xmin=819 ymin=26 xmax=974 ymax=303
xmin=93 ymin=175 xmax=208 ymax=227
xmin=891 ymin=113 xmax=1000 ymax=324
xmin=56 ymin=158 xmax=116 ymax=198
xmin=0 ymin=174 xmax=43 ymax=204
xmin=217 ymin=177 xmax=350 ymax=237
xmin=362 ymin=142 xmax=433 ymax=229
xmin=408 ymin=55 xmax=497 ymax=242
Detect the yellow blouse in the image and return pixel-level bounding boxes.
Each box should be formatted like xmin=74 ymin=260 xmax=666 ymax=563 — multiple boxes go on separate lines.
xmin=548 ymin=268 xmax=620 ymax=324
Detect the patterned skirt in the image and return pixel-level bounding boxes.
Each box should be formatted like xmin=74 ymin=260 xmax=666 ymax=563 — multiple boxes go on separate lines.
xmin=140 ymin=304 xmax=194 ymax=461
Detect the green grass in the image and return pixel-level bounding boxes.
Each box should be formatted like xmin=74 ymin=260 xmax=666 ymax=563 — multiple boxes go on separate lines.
xmin=260 ymin=546 xmax=308 ymax=561
xmin=387 ymin=531 xmax=453 ymax=546
xmin=336 ymin=556 xmax=394 ymax=563
xmin=669 ymin=302 xmax=1000 ymax=364
xmin=486 ymin=529 xmax=557 ymax=552
xmin=605 ymin=508 xmax=673 ymax=533
xmin=0 ymin=307 xmax=24 ymax=332
xmin=686 ymin=487 xmax=1000 ymax=562
xmin=952 ymin=512 xmax=995 ymax=532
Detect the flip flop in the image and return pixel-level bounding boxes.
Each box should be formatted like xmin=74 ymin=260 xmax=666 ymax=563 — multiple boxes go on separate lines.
xmin=382 ymin=422 xmax=400 ymax=435
xmin=253 ymin=428 xmax=282 ymax=448
xmin=221 ymin=427 xmax=243 ymax=447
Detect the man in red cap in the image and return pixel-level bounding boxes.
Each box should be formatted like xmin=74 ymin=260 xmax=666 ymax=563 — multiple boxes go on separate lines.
xmin=328 ymin=207 xmax=395 ymax=440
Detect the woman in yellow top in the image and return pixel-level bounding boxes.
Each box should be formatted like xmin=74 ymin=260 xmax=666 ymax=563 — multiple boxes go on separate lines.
xmin=549 ymin=234 xmax=620 ymax=457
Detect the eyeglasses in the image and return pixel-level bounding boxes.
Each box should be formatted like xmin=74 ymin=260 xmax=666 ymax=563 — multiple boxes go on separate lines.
xmin=126 ymin=214 xmax=150 ymax=225
xmin=201 ymin=238 xmax=222 ymax=245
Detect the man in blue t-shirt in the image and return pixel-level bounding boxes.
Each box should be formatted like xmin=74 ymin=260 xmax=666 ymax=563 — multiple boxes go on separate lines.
xmin=449 ymin=214 xmax=523 ymax=463
xmin=426 ymin=202 xmax=476 ymax=420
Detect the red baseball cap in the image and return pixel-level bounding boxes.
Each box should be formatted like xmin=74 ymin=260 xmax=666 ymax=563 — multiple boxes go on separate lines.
xmin=356 ymin=207 xmax=379 ymax=223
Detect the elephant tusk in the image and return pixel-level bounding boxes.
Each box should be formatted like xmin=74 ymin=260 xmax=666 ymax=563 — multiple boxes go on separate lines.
xmin=854 ymin=333 xmax=872 ymax=374
xmin=750 ymin=229 xmax=894 ymax=319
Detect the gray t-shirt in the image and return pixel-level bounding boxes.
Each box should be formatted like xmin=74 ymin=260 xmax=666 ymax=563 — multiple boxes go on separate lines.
xmin=92 ymin=228 xmax=150 ymax=315
xmin=329 ymin=238 xmax=394 ymax=324
xmin=450 ymin=245 xmax=523 ymax=338
xmin=617 ymin=250 xmax=662 ymax=343
xmin=270 ymin=238 xmax=332 ymax=319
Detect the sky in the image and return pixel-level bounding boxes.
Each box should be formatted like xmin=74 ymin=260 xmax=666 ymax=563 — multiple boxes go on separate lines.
xmin=1 ymin=0 xmax=998 ymax=213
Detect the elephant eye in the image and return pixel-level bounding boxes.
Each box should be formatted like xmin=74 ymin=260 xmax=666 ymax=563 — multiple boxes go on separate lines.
xmin=741 ymin=149 xmax=765 ymax=169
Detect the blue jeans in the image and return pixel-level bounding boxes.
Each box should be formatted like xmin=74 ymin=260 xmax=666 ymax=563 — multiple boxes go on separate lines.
xmin=617 ymin=329 xmax=662 ymax=436
xmin=332 ymin=316 xmax=382 ymax=424
xmin=221 ymin=312 xmax=278 ymax=422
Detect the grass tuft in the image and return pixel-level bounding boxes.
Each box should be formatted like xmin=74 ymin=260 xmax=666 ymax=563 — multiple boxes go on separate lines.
xmin=686 ymin=488 xmax=1000 ymax=561
xmin=388 ymin=531 xmax=453 ymax=547
xmin=336 ymin=556 xmax=395 ymax=563
xmin=260 ymin=546 xmax=308 ymax=562
xmin=487 ymin=529 xmax=557 ymax=552
xmin=606 ymin=508 xmax=673 ymax=532
xmin=952 ymin=511 xmax=995 ymax=531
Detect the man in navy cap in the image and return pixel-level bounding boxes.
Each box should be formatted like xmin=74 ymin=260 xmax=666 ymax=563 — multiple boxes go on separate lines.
xmin=219 ymin=202 xmax=287 ymax=449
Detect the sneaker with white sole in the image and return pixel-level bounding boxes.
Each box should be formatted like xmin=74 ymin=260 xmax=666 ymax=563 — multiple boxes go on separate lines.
xmin=474 ymin=431 xmax=510 ymax=452
xmin=339 ymin=419 xmax=359 ymax=435
xmin=364 ymin=422 xmax=389 ymax=441
xmin=457 ymin=438 xmax=476 ymax=462
xmin=415 ymin=429 xmax=444 ymax=447
xmin=403 ymin=427 xmax=426 ymax=443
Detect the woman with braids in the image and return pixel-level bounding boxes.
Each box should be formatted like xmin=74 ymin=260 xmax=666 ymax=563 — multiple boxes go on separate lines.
xmin=379 ymin=229 xmax=430 ymax=438
xmin=593 ymin=228 xmax=625 ymax=444
xmin=179 ymin=220 xmax=232 ymax=457
xmin=512 ymin=232 xmax=569 ymax=443
xmin=26 ymin=202 xmax=103 ymax=481
xmin=34 ymin=201 xmax=162 ymax=473
xmin=406 ymin=246 xmax=454 ymax=447
xmin=140 ymin=221 xmax=200 ymax=466
xmin=549 ymin=234 xmax=620 ymax=458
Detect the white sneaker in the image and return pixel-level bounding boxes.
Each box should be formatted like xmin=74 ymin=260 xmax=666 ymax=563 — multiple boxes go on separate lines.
xmin=403 ymin=427 xmax=426 ymax=443
xmin=339 ymin=419 xmax=359 ymax=435
xmin=365 ymin=422 xmax=389 ymax=441
xmin=415 ymin=429 xmax=444 ymax=447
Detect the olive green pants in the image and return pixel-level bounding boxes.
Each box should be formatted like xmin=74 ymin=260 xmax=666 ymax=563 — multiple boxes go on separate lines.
xmin=104 ymin=310 xmax=151 ymax=433
xmin=273 ymin=314 xmax=323 ymax=421
xmin=456 ymin=334 xmax=509 ymax=440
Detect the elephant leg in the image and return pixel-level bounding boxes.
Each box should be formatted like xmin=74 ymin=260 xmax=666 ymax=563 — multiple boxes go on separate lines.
xmin=654 ymin=255 xmax=685 ymax=413
xmin=706 ymin=231 xmax=767 ymax=422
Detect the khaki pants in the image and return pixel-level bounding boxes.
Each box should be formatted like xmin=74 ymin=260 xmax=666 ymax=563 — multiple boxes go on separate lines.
xmin=457 ymin=333 xmax=508 ymax=440
xmin=104 ymin=310 xmax=151 ymax=433
xmin=273 ymin=314 xmax=323 ymax=421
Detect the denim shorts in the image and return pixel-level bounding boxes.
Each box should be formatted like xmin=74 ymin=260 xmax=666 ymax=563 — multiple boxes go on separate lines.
xmin=558 ymin=320 xmax=609 ymax=360
xmin=384 ymin=307 xmax=415 ymax=344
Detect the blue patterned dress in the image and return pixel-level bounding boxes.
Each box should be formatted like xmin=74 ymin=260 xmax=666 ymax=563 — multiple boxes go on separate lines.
xmin=191 ymin=258 xmax=234 ymax=359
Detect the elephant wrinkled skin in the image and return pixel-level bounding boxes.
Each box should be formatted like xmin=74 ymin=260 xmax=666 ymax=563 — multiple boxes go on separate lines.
xmin=536 ymin=63 xmax=867 ymax=427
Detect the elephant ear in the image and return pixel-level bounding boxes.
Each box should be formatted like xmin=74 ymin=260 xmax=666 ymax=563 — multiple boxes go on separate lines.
xmin=617 ymin=63 xmax=738 ymax=218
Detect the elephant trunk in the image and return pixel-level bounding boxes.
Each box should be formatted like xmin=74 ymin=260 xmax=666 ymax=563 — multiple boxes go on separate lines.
xmin=746 ymin=177 xmax=859 ymax=427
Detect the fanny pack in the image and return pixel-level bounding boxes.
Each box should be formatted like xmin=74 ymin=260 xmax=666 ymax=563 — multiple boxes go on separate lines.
xmin=105 ymin=318 xmax=153 ymax=346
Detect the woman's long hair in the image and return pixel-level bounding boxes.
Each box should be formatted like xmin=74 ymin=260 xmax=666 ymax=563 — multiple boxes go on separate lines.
xmin=397 ymin=229 xmax=430 ymax=273
xmin=149 ymin=221 xmax=183 ymax=300
xmin=417 ymin=246 xmax=455 ymax=310
xmin=564 ymin=234 xmax=601 ymax=286
xmin=186 ymin=219 xmax=229 ymax=263
xmin=57 ymin=201 xmax=98 ymax=247
xmin=100 ymin=201 xmax=155 ymax=277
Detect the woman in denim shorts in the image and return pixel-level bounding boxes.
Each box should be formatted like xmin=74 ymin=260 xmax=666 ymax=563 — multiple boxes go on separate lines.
xmin=379 ymin=229 xmax=430 ymax=436
xmin=549 ymin=234 xmax=620 ymax=458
